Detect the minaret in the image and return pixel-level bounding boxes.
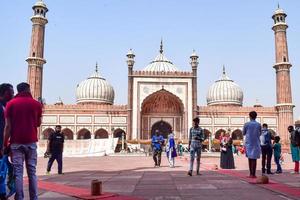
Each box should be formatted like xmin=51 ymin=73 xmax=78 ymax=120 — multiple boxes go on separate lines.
xmin=190 ymin=50 xmax=199 ymax=118
xmin=26 ymin=0 xmax=48 ymax=99
xmin=126 ymin=49 xmax=135 ymax=140
xmin=272 ymin=6 xmax=294 ymax=145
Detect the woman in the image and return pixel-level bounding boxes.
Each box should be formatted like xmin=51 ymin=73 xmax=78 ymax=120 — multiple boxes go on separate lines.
xmin=288 ymin=125 xmax=300 ymax=174
xmin=166 ymin=130 xmax=177 ymax=168
xmin=220 ymin=130 xmax=235 ymax=169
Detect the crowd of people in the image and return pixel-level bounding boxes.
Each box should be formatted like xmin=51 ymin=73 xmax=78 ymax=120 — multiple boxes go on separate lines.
xmin=1 ymin=81 xmax=300 ymax=199
xmin=151 ymin=112 xmax=300 ymax=178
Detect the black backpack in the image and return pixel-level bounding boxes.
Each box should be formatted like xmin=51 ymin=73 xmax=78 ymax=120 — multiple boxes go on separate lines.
xmin=295 ymin=128 xmax=300 ymax=147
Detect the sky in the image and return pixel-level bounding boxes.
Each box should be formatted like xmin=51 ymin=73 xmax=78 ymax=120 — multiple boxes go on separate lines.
xmin=0 ymin=0 xmax=299 ymax=119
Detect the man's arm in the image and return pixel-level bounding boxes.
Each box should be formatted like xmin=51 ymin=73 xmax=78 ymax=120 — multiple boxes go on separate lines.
xmin=37 ymin=103 xmax=43 ymax=127
xmin=3 ymin=118 xmax=11 ymax=149
xmin=188 ymin=128 xmax=192 ymax=149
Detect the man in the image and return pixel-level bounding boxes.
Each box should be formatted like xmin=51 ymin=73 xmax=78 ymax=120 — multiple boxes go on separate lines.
xmin=288 ymin=125 xmax=300 ymax=174
xmin=0 ymin=84 xmax=14 ymax=150
xmin=3 ymin=82 xmax=42 ymax=200
xmin=188 ymin=117 xmax=204 ymax=176
xmin=0 ymin=83 xmax=14 ymax=199
xmin=243 ymin=111 xmax=261 ymax=178
xmin=260 ymin=123 xmax=273 ymax=174
xmin=46 ymin=125 xmax=64 ymax=174
xmin=151 ymin=130 xmax=164 ymax=167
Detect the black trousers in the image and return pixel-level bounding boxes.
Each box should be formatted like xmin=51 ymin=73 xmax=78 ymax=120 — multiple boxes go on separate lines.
xmin=261 ymin=145 xmax=273 ymax=173
xmin=47 ymin=152 xmax=63 ymax=174
xmin=153 ymin=150 xmax=162 ymax=166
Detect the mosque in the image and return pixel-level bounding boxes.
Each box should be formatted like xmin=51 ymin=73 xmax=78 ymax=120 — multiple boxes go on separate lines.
xmin=26 ymin=1 xmax=295 ymax=155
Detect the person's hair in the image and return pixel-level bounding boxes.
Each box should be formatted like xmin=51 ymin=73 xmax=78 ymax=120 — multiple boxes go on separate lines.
xmin=193 ymin=117 xmax=200 ymax=123
xmin=262 ymin=123 xmax=268 ymax=128
xmin=288 ymin=125 xmax=294 ymax=131
xmin=17 ymin=82 xmax=30 ymax=93
xmin=0 ymin=83 xmax=13 ymax=96
xmin=249 ymin=111 xmax=257 ymax=120
xmin=274 ymin=136 xmax=280 ymax=143
xmin=55 ymin=125 xmax=62 ymax=128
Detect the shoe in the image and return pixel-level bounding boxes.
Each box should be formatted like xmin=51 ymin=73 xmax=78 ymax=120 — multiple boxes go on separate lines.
xmin=58 ymin=172 xmax=64 ymax=175
xmin=46 ymin=171 xmax=50 ymax=175
xmin=196 ymin=171 xmax=202 ymax=175
xmin=290 ymin=171 xmax=299 ymax=174
xmin=267 ymin=171 xmax=274 ymax=175
xmin=275 ymin=171 xmax=282 ymax=174
xmin=246 ymin=175 xmax=257 ymax=178
xmin=187 ymin=170 xmax=192 ymax=176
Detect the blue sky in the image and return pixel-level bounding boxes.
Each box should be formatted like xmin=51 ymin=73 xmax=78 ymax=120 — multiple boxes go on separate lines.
xmin=0 ymin=0 xmax=299 ymax=119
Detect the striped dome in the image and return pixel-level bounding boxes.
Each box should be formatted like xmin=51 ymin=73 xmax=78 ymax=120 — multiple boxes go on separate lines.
xmin=143 ymin=41 xmax=179 ymax=72
xmin=76 ymin=65 xmax=114 ymax=104
xmin=207 ymin=68 xmax=243 ymax=106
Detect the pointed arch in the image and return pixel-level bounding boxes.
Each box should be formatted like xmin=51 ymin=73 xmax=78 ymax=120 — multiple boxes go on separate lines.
xmin=215 ymin=129 xmax=226 ymax=140
xmin=77 ymin=128 xmax=91 ymax=140
xmin=62 ymin=128 xmax=74 ymax=140
xmin=94 ymin=129 xmax=109 ymax=139
xmin=231 ymin=129 xmax=243 ymax=140
xmin=42 ymin=128 xmax=54 ymax=140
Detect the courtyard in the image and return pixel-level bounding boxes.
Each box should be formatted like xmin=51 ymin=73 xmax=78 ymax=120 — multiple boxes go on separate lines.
xmin=20 ymin=154 xmax=300 ymax=200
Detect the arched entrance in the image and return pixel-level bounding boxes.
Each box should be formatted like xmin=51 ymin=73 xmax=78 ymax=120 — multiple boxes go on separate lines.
xmin=41 ymin=128 xmax=54 ymax=140
xmin=151 ymin=120 xmax=172 ymax=139
xmin=77 ymin=128 xmax=91 ymax=140
xmin=94 ymin=129 xmax=109 ymax=139
xmin=141 ymin=89 xmax=184 ymax=140
xmin=62 ymin=128 xmax=74 ymax=140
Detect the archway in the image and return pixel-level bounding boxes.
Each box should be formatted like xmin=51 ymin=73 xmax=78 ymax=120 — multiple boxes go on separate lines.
xmin=215 ymin=129 xmax=226 ymax=140
xmin=232 ymin=129 xmax=243 ymax=140
xmin=141 ymin=89 xmax=184 ymax=139
xmin=62 ymin=128 xmax=74 ymax=140
xmin=269 ymin=129 xmax=276 ymax=140
xmin=203 ymin=129 xmax=212 ymax=152
xmin=151 ymin=120 xmax=172 ymax=139
xmin=41 ymin=128 xmax=54 ymax=140
xmin=95 ymin=129 xmax=109 ymax=139
xmin=77 ymin=128 xmax=91 ymax=140
xmin=113 ymin=128 xmax=126 ymax=153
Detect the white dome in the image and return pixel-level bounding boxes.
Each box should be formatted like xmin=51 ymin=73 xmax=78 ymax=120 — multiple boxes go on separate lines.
xmin=207 ymin=68 xmax=243 ymax=106
xmin=143 ymin=41 xmax=179 ymax=72
xmin=76 ymin=65 xmax=114 ymax=104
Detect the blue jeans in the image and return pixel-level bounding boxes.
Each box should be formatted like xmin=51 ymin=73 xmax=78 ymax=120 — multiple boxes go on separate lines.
xmin=189 ymin=146 xmax=201 ymax=172
xmin=274 ymin=156 xmax=282 ymax=172
xmin=11 ymin=143 xmax=38 ymax=200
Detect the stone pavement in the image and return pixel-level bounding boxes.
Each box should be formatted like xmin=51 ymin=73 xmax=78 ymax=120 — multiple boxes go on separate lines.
xmin=19 ymin=154 xmax=300 ymax=200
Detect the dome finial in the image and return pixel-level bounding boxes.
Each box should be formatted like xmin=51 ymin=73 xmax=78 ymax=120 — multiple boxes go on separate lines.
xmin=160 ymin=38 xmax=163 ymax=54
xmin=222 ymin=65 xmax=226 ymax=75
xmin=95 ymin=62 xmax=98 ymax=73
xmin=277 ymin=2 xmax=280 ymax=9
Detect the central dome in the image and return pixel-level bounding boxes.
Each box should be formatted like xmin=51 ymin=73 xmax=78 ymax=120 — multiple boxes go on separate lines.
xmin=143 ymin=41 xmax=179 ymax=72
xmin=207 ymin=67 xmax=243 ymax=106
xmin=76 ymin=64 xmax=115 ymax=105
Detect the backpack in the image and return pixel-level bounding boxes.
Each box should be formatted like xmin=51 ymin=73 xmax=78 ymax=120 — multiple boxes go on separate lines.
xmin=295 ymin=128 xmax=300 ymax=147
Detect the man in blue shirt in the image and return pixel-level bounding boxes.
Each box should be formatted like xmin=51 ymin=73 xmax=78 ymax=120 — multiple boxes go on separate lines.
xmin=151 ymin=130 xmax=164 ymax=167
xmin=188 ymin=117 xmax=204 ymax=176
xmin=243 ymin=111 xmax=261 ymax=178
xmin=260 ymin=123 xmax=273 ymax=174
xmin=0 ymin=83 xmax=14 ymax=152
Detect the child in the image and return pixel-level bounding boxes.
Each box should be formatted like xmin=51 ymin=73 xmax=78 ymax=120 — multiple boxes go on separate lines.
xmin=273 ymin=136 xmax=282 ymax=174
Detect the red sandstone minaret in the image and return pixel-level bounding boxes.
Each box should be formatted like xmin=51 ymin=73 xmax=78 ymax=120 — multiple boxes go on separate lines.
xmin=26 ymin=0 xmax=48 ymax=100
xmin=126 ymin=49 xmax=135 ymax=140
xmin=190 ymin=50 xmax=199 ymax=118
xmin=272 ymin=5 xmax=294 ymax=145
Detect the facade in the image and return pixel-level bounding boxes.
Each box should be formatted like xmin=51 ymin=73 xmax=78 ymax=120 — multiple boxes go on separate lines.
xmin=25 ymin=1 xmax=295 ymax=154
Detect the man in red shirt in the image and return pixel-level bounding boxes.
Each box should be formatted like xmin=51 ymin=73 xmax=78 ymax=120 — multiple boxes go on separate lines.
xmin=3 ymin=82 xmax=42 ymax=200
